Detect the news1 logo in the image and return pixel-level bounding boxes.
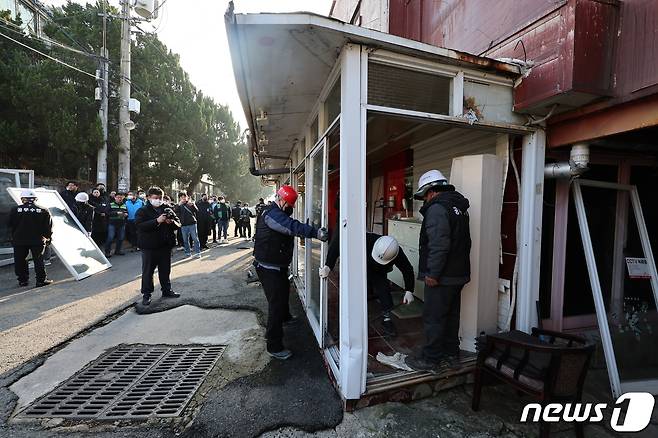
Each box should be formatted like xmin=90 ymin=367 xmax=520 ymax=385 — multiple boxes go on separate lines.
xmin=520 ymin=392 xmax=655 ymax=432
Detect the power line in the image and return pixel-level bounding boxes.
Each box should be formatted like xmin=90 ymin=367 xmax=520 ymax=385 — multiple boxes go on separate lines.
xmin=0 ymin=30 xmax=96 ymax=79
xmin=0 ymin=18 xmax=98 ymax=58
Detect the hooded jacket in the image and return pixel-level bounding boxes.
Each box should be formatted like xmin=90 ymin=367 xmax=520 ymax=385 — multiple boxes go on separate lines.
xmin=418 ymin=190 xmax=471 ymax=286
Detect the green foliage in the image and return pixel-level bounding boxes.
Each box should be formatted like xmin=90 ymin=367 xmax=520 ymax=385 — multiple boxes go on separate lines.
xmin=0 ymin=1 xmax=266 ymax=202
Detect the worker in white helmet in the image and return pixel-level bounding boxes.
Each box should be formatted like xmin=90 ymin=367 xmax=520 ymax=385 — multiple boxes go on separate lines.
xmin=8 ymin=189 xmax=53 ymax=288
xmin=405 ymin=169 xmax=471 ymax=372
xmin=320 ymin=232 xmax=416 ymax=337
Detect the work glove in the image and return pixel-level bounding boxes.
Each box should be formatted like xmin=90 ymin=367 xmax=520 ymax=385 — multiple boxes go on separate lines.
xmin=316 ymin=227 xmax=329 ymax=242
xmin=319 ymin=265 xmax=331 ymax=279
xmin=403 ymin=291 xmax=415 ymax=305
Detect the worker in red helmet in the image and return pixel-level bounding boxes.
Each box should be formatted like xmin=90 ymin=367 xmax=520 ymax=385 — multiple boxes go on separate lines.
xmin=253 ymin=185 xmax=329 ymax=360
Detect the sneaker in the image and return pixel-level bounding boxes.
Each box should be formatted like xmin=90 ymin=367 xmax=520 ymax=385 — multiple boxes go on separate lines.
xmin=405 ymin=355 xmax=439 ymax=372
xmin=44 ymin=259 xmax=52 ymax=266
xmin=35 ymin=279 xmax=54 ymax=288
xmin=185 ymin=253 xmax=191 ymax=257
xmin=18 ymin=281 xmax=28 ymax=287
xmin=283 ymin=316 xmax=300 ymax=327
xmin=142 ymin=294 xmax=152 ymax=306
xmin=267 ymin=349 xmax=293 ymax=360
xmin=162 ymin=291 xmax=180 ymax=298
xmin=382 ymin=317 xmax=397 ymax=337
xmin=196 ymin=253 xmax=202 ymax=259
xmin=105 ymin=251 xmax=112 ymax=258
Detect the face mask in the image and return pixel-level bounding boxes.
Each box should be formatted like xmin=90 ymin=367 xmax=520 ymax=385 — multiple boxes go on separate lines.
xmin=139 ymin=194 xmax=146 ymax=199
xmin=220 ymin=200 xmax=225 ymax=204
xmin=150 ymin=199 xmax=163 ymax=207
xmin=127 ymin=195 xmax=134 ymax=200
xmin=284 ymin=206 xmax=294 ymax=216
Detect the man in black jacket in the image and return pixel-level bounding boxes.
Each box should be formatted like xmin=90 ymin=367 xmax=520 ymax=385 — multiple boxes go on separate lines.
xmin=320 ymin=232 xmax=416 ymax=337
xmin=9 ymin=189 xmax=53 ymax=287
xmin=59 ymin=181 xmax=79 ymax=217
xmin=174 ymin=192 xmax=201 ymax=257
xmin=406 ymin=170 xmax=471 ymax=372
xmin=231 ymin=201 xmax=243 ymax=237
xmin=195 ymin=194 xmax=213 ymax=249
xmin=135 ymin=187 xmax=181 ymax=306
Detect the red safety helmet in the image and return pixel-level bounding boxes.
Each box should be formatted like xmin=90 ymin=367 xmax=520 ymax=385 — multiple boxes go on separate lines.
xmin=277 ymin=185 xmax=298 ymax=206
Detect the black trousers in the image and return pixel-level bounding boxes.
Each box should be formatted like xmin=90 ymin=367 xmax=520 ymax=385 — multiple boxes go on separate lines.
xmin=368 ymin=273 xmax=394 ymax=313
xmin=198 ymin=222 xmax=209 ymax=247
xmin=13 ymin=244 xmax=46 ymax=283
xmin=141 ymin=248 xmax=172 ymax=295
xmin=125 ymin=220 xmax=138 ymax=247
xmin=256 ymin=266 xmax=292 ymax=353
xmin=211 ymin=220 xmax=217 ymax=242
xmin=422 ymin=284 xmax=463 ymax=362
xmin=233 ymin=219 xmax=240 ymax=236
xmin=242 ymin=219 xmax=252 ymax=238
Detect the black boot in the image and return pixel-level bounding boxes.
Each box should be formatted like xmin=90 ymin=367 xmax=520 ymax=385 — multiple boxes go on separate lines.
xmin=142 ymin=294 xmax=152 ymax=306
xmin=35 ymin=279 xmax=53 ymax=287
xmin=382 ymin=313 xmax=397 ymax=337
xmin=162 ymin=291 xmax=180 ymax=298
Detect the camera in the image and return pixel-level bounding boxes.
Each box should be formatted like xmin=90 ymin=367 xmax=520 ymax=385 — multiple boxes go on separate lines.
xmin=164 ymin=207 xmax=179 ymax=222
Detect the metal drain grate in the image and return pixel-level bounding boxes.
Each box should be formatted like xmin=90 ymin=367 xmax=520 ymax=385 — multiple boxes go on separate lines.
xmin=20 ymin=344 xmax=225 ymax=420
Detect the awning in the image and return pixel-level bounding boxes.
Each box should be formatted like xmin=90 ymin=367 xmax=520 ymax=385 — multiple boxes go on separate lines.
xmin=224 ymin=7 xmax=522 ymax=172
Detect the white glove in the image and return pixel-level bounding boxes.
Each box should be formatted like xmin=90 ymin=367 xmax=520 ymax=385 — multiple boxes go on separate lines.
xmin=403 ymin=291 xmax=415 ymax=305
xmin=319 ymin=265 xmax=331 ymax=279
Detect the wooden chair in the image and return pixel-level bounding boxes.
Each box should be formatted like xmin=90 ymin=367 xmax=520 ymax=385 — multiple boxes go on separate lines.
xmin=471 ymin=328 xmax=595 ymax=438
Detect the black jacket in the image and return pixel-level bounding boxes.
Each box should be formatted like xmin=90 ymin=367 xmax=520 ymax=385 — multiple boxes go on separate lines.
xmin=325 ymin=232 xmax=416 ymax=291
xmin=418 ymin=191 xmax=471 ymax=286
xmin=89 ymin=194 xmax=109 ymax=232
xmin=174 ymin=202 xmax=198 ymax=226
xmin=231 ymin=205 xmax=242 ymax=220
xmin=8 ymin=201 xmax=53 ymax=246
xmin=135 ymin=203 xmax=180 ymax=250
xmin=213 ymin=202 xmax=230 ymax=221
xmin=196 ymin=200 xmax=213 ymax=225
xmin=75 ymin=202 xmax=95 ymax=233
xmin=60 ymin=189 xmax=78 ymax=216
xmin=253 ymin=203 xmax=317 ymax=267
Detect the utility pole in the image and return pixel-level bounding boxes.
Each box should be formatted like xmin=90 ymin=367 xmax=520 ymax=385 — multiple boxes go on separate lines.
xmin=96 ymin=0 xmax=109 ymax=185
xmin=117 ymin=0 xmax=131 ymax=192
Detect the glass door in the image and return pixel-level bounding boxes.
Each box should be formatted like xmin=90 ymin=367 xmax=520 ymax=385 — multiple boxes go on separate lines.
xmin=305 ymin=138 xmax=328 ymax=345
xmin=573 ymin=179 xmax=658 ymax=397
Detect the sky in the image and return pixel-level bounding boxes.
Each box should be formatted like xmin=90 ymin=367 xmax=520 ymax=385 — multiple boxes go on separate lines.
xmin=46 ymin=0 xmax=334 ymax=129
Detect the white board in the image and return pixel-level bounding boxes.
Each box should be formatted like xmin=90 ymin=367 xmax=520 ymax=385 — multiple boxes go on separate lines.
xmin=7 ymin=188 xmax=112 ymax=280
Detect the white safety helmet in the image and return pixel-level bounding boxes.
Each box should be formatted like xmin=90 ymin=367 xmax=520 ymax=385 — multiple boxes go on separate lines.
xmin=371 ymin=235 xmax=400 ymax=265
xmin=413 ymin=169 xmax=454 ymax=200
xmin=75 ymin=192 xmax=89 ymax=203
xmin=20 ymin=189 xmax=37 ymax=199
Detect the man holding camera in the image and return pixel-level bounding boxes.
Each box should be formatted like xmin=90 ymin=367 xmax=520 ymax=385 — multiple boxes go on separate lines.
xmin=135 ymin=187 xmax=181 ymax=306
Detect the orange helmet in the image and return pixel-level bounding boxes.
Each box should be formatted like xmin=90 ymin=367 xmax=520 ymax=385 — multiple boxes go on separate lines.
xmin=277 ymin=185 xmax=298 ymax=206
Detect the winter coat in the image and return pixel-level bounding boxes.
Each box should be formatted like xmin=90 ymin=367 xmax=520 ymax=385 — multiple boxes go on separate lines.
xmin=213 ymin=202 xmax=231 ymax=221
xmin=135 ymin=203 xmax=180 ymax=250
xmin=108 ymin=201 xmax=128 ymax=225
xmin=124 ymin=198 xmax=144 ymax=221
xmin=59 ymin=189 xmax=78 ymax=216
xmin=174 ymin=202 xmax=198 ymax=226
xmin=75 ymin=202 xmax=95 ymax=233
xmin=89 ymin=195 xmax=109 ymax=233
xmin=325 ymin=232 xmax=415 ymax=291
xmin=8 ymin=201 xmax=53 ymax=246
xmin=253 ymin=203 xmax=318 ymax=267
xmin=418 ymin=191 xmax=471 ymax=286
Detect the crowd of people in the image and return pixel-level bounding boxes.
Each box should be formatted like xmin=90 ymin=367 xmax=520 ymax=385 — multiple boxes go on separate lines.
xmin=55 ymin=181 xmax=265 ymax=258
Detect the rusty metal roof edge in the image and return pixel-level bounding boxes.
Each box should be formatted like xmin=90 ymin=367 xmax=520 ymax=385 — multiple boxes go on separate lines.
xmin=233 ymin=12 xmax=522 ymax=77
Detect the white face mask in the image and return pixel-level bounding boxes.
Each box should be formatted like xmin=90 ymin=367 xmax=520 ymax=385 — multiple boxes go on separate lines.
xmin=150 ymin=198 xmax=163 ymax=207
xmin=127 ymin=195 xmax=134 ymax=200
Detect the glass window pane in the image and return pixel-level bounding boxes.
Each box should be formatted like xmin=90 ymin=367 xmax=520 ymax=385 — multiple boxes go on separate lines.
xmin=17 ymin=3 xmax=35 ymax=33
xmin=325 ymin=79 xmax=341 ymax=125
xmin=0 ymin=0 xmax=16 ymax=18
xmin=307 ymin=150 xmax=324 ymax=324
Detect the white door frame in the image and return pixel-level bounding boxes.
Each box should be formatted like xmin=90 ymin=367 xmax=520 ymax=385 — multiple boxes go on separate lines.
xmin=572 ymin=178 xmax=658 ymax=398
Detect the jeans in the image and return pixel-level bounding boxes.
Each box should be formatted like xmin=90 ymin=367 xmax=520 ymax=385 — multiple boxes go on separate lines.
xmin=105 ymin=223 xmax=125 ymax=254
xmin=141 ymin=248 xmax=172 ymax=295
xmin=181 ymin=224 xmax=200 ymax=255
xmin=422 ymin=284 xmax=463 ymax=362
xmin=13 ymin=244 xmax=46 ymax=283
xmin=217 ymin=219 xmax=229 ymax=239
xmin=256 ymin=266 xmax=293 ymax=353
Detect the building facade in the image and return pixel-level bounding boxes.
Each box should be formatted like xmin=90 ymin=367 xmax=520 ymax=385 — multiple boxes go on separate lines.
xmin=0 ymin=0 xmax=50 ymax=36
